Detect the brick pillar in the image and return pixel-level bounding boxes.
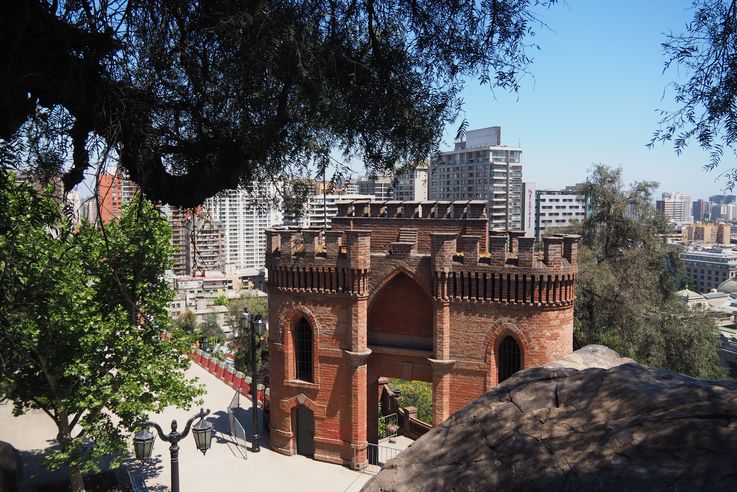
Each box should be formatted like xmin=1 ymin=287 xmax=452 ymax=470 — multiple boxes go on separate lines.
xmin=428 ymin=359 xmax=455 ymax=426
xmin=351 ymin=295 xmax=368 ymax=351
xmin=344 ymin=348 xmax=372 ymax=469
xmin=518 ymin=237 xmax=535 ymax=268
xmin=433 ymin=300 xmax=450 ymax=360
xmin=508 ymin=230 xmax=525 ymax=254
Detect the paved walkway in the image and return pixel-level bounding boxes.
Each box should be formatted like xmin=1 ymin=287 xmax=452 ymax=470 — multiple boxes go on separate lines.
xmin=0 ymin=362 xmax=375 ymax=491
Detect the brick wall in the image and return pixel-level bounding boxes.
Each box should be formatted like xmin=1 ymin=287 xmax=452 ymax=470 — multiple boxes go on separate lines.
xmin=266 ymin=202 xmax=579 ymax=468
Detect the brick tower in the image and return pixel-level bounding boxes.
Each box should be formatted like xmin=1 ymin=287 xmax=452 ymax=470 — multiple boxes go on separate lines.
xmin=265 ymin=200 xmax=579 ymax=468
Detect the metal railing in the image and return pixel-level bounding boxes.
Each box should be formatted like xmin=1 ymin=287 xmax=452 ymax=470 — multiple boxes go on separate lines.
xmin=379 ymin=413 xmax=398 ymax=440
xmin=353 ymin=442 xmax=402 ymax=471
xmin=227 ymin=390 xmax=248 ymax=459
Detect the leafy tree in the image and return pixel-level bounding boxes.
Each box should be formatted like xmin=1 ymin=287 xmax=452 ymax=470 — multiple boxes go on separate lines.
xmin=0 ymin=173 xmax=202 ymax=492
xmin=176 ymin=308 xmax=198 ymax=334
xmin=652 ymin=0 xmax=737 ymax=184
xmin=198 ymin=313 xmax=226 ymax=352
xmin=228 ymin=294 xmax=269 ymax=375
xmin=572 ymin=165 xmax=724 ymax=379
xmin=388 ymin=379 xmax=433 ymax=423
xmin=1 ymin=0 xmax=556 ymax=207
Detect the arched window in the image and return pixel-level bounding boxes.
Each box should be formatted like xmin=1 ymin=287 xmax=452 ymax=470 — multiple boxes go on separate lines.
xmin=498 ymin=336 xmax=521 ymax=383
xmin=295 ymin=318 xmax=313 ymax=382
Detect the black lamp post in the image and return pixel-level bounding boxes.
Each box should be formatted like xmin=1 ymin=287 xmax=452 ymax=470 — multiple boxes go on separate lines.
xmin=241 ymin=309 xmax=266 ymax=452
xmin=133 ymin=408 xmax=213 ymax=492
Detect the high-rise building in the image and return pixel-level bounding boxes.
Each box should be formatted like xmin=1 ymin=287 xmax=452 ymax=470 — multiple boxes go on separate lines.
xmin=709 ymin=195 xmax=736 ymax=205
xmin=533 ymin=184 xmax=587 ymax=239
xmin=97 ymin=170 xmax=139 ymax=223
xmin=282 ymin=193 xmax=376 ymax=229
xmin=164 ymin=207 xmax=226 ymax=275
xmin=429 ymin=126 xmax=522 ymax=230
xmin=693 ymin=199 xmax=711 ymax=222
xmin=79 ymin=197 xmax=99 ymax=225
xmin=393 ymin=162 xmax=429 ymax=201
xmin=359 ymin=174 xmax=393 ymax=200
xmin=656 ymin=192 xmax=693 ymax=225
xmin=205 ymin=186 xmax=282 ymax=271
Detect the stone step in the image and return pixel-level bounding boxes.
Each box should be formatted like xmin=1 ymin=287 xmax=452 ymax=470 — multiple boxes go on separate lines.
xmin=397 ymin=228 xmax=418 ymax=244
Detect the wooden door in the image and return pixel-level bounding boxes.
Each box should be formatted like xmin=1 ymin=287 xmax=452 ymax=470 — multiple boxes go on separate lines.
xmin=296 ymin=406 xmax=315 ymax=457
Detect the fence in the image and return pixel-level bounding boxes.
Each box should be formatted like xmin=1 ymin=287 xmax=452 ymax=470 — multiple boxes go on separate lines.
xmin=378 ymin=413 xmax=398 ymax=440
xmin=227 ymin=390 xmax=248 ymax=459
xmin=353 ymin=442 xmax=402 ymax=471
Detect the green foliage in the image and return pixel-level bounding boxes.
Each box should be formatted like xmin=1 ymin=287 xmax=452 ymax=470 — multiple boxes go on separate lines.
xmin=228 ymin=294 xmax=269 ymax=374
xmin=1 ymin=1 xmax=558 ymax=207
xmin=573 ymin=165 xmax=725 ymax=379
xmin=213 ymin=294 xmax=228 ymax=306
xmin=0 ymin=173 xmax=202 ymax=489
xmin=176 ymin=308 xmax=198 ymax=333
xmin=652 ymin=0 xmax=737 ymax=181
xmin=388 ymin=379 xmax=433 ymax=424
xmin=198 ymin=314 xmax=226 ymax=351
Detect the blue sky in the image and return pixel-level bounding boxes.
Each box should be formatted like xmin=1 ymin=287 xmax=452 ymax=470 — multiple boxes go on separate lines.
xmin=436 ymin=0 xmax=735 ymax=200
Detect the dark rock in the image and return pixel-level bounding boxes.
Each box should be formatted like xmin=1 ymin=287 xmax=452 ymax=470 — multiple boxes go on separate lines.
xmin=0 ymin=441 xmax=20 ymax=492
xmin=362 ymin=345 xmax=737 ymax=492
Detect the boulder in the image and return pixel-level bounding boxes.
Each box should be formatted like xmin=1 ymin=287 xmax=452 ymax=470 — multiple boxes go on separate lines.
xmin=363 ymin=345 xmax=737 ymax=492
xmin=0 ymin=440 xmax=20 ymax=492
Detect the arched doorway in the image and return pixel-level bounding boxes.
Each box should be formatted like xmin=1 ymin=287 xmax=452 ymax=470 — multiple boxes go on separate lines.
xmin=295 ymin=406 xmax=315 ymax=457
xmin=368 ymin=272 xmax=433 ymax=350
xmin=367 ymin=271 xmax=435 ymax=445
xmin=497 ymin=336 xmax=522 ymax=383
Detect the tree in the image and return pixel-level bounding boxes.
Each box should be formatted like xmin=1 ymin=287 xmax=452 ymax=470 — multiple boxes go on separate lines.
xmin=652 ymin=0 xmax=737 ymax=184
xmin=571 ymin=165 xmax=724 ymax=379
xmin=176 ymin=308 xmax=198 ymax=334
xmin=198 ymin=314 xmax=226 ymax=352
xmin=1 ymin=0 xmax=556 ymax=207
xmin=0 ymin=173 xmax=202 ymax=491
xmin=228 ymin=294 xmax=269 ymax=375
xmin=388 ymin=379 xmax=433 ymax=423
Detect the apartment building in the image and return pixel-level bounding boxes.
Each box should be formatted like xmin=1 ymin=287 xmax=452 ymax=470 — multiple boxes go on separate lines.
xmin=656 ymin=192 xmax=693 ymax=225
xmin=682 ymin=246 xmax=737 ymax=293
xmin=429 ymin=126 xmax=523 ymax=230
xmin=393 ymin=162 xmax=429 ymax=201
xmin=205 ymin=186 xmax=282 ymax=271
xmin=359 ymin=174 xmax=394 ymax=200
xmin=534 ymin=185 xmax=587 ymax=239
xmin=97 ymin=170 xmax=139 ymax=223
xmin=282 ymin=193 xmax=376 ymax=229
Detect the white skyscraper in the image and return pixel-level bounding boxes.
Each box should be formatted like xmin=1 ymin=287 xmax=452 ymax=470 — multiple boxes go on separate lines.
xmin=656 ymin=192 xmax=693 ymax=225
xmin=205 ymin=186 xmax=282 ymax=271
xmin=393 ymin=162 xmax=429 ymax=201
xmin=429 ymin=126 xmax=523 ymax=230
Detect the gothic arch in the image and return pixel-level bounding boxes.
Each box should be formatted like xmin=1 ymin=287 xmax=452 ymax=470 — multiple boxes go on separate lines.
xmin=367 ymin=266 xmax=432 ymax=308
xmin=368 ymin=269 xmax=434 ymax=350
xmin=281 ymin=305 xmax=321 ymax=385
xmin=483 ymin=319 xmax=533 ymax=388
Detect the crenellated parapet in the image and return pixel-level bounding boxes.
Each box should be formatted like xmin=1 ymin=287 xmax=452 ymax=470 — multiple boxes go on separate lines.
xmin=429 ymin=231 xmax=580 ymax=307
xmin=265 ymin=228 xmax=370 ymax=295
xmin=330 ymin=200 xmax=489 ymax=254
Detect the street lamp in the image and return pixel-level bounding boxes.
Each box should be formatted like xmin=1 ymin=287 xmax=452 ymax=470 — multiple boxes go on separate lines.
xmin=241 ymin=309 xmax=267 ymax=452
xmin=133 ymin=408 xmax=213 ymax=492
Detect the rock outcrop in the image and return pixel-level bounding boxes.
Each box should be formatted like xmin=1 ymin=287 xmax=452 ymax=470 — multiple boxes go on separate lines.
xmin=363 ymin=345 xmax=737 ymax=492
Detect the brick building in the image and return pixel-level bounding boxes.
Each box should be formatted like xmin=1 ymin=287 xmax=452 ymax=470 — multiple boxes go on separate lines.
xmin=265 ymin=200 xmax=579 ymax=467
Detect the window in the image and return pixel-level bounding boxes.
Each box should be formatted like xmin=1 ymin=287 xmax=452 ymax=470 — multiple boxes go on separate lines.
xmin=498 ymin=336 xmax=521 ymax=383
xmin=295 ymin=318 xmax=313 ymax=382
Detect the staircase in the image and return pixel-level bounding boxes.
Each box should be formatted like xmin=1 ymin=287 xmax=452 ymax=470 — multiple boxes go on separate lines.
xmin=397 ymin=228 xmax=418 ymax=245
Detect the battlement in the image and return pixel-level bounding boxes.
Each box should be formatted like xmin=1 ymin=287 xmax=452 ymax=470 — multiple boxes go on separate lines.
xmin=330 ymin=200 xmax=489 ymax=253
